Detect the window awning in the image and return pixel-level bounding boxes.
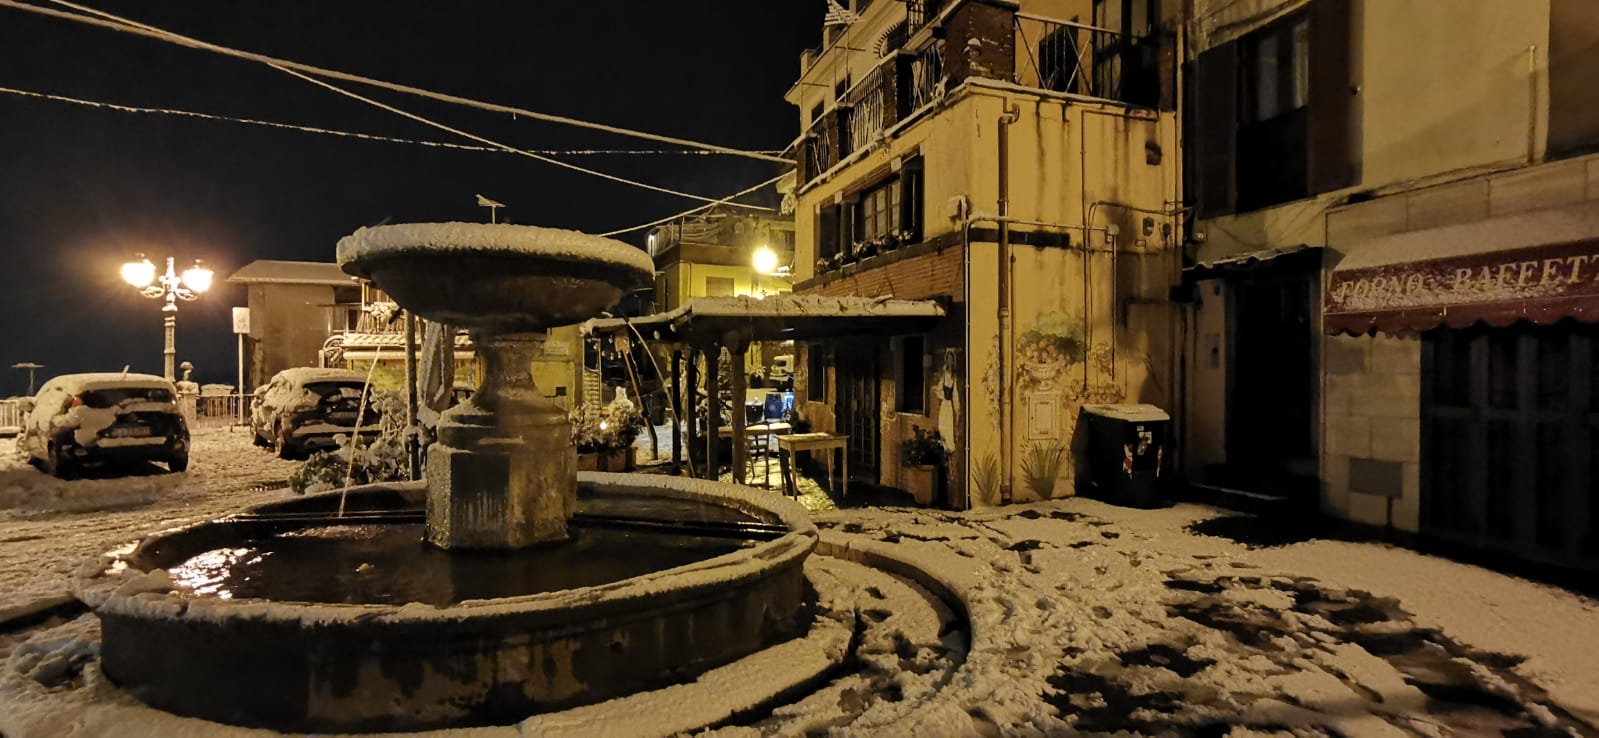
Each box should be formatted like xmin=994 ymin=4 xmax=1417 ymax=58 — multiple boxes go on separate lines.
xmin=1184 ymin=244 xmax=1322 ymax=280
xmin=1325 ymin=201 xmax=1599 ymax=335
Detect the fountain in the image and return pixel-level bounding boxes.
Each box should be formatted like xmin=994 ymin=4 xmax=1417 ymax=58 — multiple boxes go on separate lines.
xmin=73 ymin=223 xmax=818 ymax=733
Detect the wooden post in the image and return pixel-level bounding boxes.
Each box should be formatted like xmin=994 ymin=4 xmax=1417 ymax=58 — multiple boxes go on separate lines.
xmin=705 ymin=344 xmax=720 ymax=480
xmin=730 ymin=338 xmax=748 ymax=486
xmin=686 ymin=348 xmax=700 ymax=478
xmin=670 ymin=349 xmax=682 ymax=476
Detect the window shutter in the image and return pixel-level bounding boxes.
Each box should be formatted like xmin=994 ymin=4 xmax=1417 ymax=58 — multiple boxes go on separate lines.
xmin=1308 ymin=0 xmax=1354 ymax=193
xmin=819 ymin=205 xmax=839 ymax=260
xmin=1194 ymin=41 xmax=1238 ymax=218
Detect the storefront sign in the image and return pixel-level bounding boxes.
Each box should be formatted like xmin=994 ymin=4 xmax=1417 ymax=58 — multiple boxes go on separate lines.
xmin=1325 ymin=239 xmax=1599 ymax=334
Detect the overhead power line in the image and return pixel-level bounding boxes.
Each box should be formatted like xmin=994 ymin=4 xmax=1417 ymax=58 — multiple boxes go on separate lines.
xmin=272 ymin=65 xmax=772 ymax=211
xmin=2 ymin=0 xmax=792 ymax=164
xmin=0 ymin=85 xmax=786 ymax=156
xmin=599 ymin=172 xmax=789 ymax=237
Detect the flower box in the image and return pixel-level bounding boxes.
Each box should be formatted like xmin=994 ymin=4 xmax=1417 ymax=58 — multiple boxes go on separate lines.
xmin=902 ymin=463 xmax=938 ymax=506
xmin=577 ymin=448 xmax=633 ymax=472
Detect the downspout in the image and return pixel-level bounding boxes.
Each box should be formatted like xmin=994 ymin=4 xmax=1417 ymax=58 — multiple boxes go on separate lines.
xmin=1527 ymin=44 xmax=1539 ymax=164
xmin=997 ymin=101 xmax=1021 ymax=504
xmin=962 ymin=218 xmax=973 ymax=510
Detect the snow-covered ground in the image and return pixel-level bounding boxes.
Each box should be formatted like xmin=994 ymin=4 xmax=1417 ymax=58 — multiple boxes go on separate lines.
xmin=2 ymin=434 xmax=1597 ymax=736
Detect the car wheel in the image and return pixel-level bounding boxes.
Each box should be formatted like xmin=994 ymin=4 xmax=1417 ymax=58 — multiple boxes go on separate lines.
xmin=252 ymin=425 xmax=269 ymax=448
xmin=168 ymin=452 xmax=189 ymax=473
xmin=273 ymin=424 xmax=295 ymax=460
xmin=44 ymin=443 xmax=76 ymax=480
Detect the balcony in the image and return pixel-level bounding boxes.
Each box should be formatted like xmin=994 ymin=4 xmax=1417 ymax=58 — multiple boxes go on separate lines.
xmin=796 ymin=1 xmax=1166 ymax=189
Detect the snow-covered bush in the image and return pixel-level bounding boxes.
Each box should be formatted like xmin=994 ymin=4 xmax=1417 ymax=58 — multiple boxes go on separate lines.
xmin=569 ymin=396 xmax=645 ymax=453
xmin=289 ymin=390 xmax=411 ymax=494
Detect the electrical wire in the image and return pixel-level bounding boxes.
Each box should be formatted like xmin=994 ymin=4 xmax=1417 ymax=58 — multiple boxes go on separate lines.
xmin=5 ymin=0 xmax=793 ymax=164
xmin=598 ymin=172 xmax=789 ymax=237
xmin=0 ymin=84 xmax=785 ymax=156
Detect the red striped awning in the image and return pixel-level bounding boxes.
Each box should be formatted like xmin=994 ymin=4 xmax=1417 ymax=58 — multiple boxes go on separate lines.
xmin=1325 ymin=202 xmax=1599 ymax=335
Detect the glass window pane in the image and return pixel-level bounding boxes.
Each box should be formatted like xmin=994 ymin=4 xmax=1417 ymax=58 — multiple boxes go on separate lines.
xmin=1488 ymin=331 xmax=1519 ymax=409
xmin=1292 ymin=20 xmax=1310 ymax=109
xmin=1256 ymin=33 xmax=1280 ymax=121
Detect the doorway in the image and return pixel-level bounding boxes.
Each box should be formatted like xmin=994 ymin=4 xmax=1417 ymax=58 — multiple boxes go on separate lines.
xmin=1226 ymin=276 xmax=1316 ymax=477
xmin=834 ymin=343 xmax=879 ymax=477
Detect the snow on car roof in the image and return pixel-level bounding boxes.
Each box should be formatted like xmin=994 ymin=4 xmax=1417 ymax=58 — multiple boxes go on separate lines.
xmin=271 ymin=367 xmax=368 ymax=386
xmin=38 ymin=373 xmax=174 ymax=394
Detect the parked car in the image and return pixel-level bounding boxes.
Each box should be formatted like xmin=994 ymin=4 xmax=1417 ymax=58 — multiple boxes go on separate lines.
xmin=21 ymin=373 xmax=190 ymax=478
xmin=251 ymin=368 xmax=380 ymax=459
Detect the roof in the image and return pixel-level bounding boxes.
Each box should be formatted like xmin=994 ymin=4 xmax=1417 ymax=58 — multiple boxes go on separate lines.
xmin=338 ymin=332 xmax=474 ymax=349
xmin=585 ymin=294 xmax=946 ymax=344
xmin=269 ymin=367 xmax=368 ymax=385
xmin=228 ymin=260 xmax=355 ymax=287
xmin=38 ymin=372 xmax=173 ymax=393
xmin=1185 ymin=244 xmax=1322 ymax=280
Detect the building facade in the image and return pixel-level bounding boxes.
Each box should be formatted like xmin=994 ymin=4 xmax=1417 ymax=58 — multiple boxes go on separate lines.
xmin=1183 ymin=0 xmax=1599 ymax=573
xmin=789 ymin=0 xmax=1185 ymax=507
xmin=647 ymin=207 xmax=796 ymax=311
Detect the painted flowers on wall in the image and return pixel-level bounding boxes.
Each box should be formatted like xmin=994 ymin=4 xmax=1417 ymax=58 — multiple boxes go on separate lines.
xmin=1017 ymin=311 xmax=1086 ymax=393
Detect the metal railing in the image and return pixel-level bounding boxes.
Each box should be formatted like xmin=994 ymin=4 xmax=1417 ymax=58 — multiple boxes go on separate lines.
xmin=1014 ymin=14 xmax=1162 ymax=107
xmin=0 ymin=399 xmax=24 ymax=435
xmin=803 ymin=113 xmax=833 ymax=182
xmin=905 ymin=0 xmax=944 ymax=34
xmin=909 ymin=41 xmax=945 ymax=111
xmin=846 ymin=65 xmax=892 ymax=154
xmin=185 ymin=392 xmax=255 ymax=429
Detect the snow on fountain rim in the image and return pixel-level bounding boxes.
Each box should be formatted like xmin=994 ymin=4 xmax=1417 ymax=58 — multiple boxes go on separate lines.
xmin=336 ymin=222 xmax=654 ymax=277
xmin=78 ymin=473 xmax=816 ymax=627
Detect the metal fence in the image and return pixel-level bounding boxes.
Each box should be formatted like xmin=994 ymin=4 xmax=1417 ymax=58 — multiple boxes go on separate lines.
xmin=0 ymin=399 xmax=24 ymax=435
xmin=185 ymin=393 xmax=255 ymax=429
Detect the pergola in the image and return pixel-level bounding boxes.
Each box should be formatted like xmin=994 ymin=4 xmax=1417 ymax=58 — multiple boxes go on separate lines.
xmin=584 ymin=294 xmax=946 ymax=484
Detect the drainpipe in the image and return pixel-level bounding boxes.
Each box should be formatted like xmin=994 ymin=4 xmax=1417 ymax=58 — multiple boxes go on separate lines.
xmin=997 ymin=102 xmax=1021 ymax=504
xmin=1527 ymin=44 xmax=1539 ymax=164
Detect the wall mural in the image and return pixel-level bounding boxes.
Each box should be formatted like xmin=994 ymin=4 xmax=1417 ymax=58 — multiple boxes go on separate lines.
xmin=1014 ymin=311 xmax=1126 ymax=497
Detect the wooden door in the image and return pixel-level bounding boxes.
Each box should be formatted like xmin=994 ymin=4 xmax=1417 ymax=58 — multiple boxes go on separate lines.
xmin=1422 ymin=323 xmax=1599 ymax=573
xmin=834 ymin=345 xmax=879 ymax=475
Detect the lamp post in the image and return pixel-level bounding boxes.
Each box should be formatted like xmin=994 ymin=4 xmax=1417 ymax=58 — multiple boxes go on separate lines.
xmin=121 ymin=255 xmax=213 ymax=381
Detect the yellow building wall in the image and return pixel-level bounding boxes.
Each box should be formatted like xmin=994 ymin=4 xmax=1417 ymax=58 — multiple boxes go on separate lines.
xmin=795 ymin=84 xmax=1181 ymax=508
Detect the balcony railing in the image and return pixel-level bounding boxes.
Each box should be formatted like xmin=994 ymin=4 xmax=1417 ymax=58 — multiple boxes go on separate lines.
xmin=1014 ymin=14 xmax=1163 ymax=107
xmin=905 ymin=0 xmax=946 ymax=35
xmin=847 ymin=65 xmax=891 ymax=154
xmin=909 ymin=41 xmax=944 ymax=111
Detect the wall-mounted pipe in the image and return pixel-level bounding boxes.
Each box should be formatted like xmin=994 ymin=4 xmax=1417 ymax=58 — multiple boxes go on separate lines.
xmin=997 ymin=101 xmax=1021 ymax=504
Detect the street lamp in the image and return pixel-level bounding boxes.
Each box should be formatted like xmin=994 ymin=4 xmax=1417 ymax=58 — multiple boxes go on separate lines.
xmin=752 ymin=246 xmax=779 ymax=275
xmin=121 ymin=255 xmax=212 ymax=380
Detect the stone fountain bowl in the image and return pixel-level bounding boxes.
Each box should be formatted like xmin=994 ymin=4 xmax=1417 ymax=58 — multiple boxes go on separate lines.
xmin=75 ymin=473 xmax=817 ymax=734
xmin=336 ymin=222 xmax=655 ymax=333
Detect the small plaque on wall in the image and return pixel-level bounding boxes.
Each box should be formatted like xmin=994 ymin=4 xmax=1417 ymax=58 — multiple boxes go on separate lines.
xmin=1028 ymin=392 xmax=1059 ymax=440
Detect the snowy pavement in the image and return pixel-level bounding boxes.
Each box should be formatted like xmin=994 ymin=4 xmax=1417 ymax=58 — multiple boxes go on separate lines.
xmin=2 ymin=436 xmax=1598 ymax=735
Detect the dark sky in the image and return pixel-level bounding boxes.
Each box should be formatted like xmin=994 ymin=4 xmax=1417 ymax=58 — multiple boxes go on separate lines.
xmin=0 ymin=0 xmax=821 ymax=394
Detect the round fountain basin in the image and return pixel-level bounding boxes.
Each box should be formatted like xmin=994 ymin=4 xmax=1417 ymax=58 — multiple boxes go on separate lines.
xmin=336 ymin=223 xmax=654 ymax=333
xmin=76 ymin=473 xmax=816 ymax=734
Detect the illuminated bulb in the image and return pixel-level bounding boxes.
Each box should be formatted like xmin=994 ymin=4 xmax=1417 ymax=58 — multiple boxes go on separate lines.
xmin=121 ymin=258 xmax=156 ymax=288
xmin=752 ymin=246 xmax=779 ymax=275
xmin=599 ymin=421 xmax=609 ymax=431
xmin=182 ymin=264 xmax=214 ymax=293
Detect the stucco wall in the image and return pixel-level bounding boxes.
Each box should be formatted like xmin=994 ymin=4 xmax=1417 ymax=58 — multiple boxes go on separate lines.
xmin=248 ymin=283 xmax=334 ymax=389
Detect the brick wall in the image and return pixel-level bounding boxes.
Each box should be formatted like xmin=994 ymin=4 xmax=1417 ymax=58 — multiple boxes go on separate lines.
xmin=801 ymin=245 xmax=965 ymax=302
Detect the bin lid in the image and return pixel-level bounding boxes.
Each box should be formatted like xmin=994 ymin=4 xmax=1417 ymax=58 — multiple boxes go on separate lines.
xmin=1081 ymin=403 xmax=1170 ymax=422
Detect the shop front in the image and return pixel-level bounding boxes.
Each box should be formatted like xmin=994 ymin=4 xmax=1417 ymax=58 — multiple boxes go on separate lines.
xmin=1327 ymin=201 xmax=1599 ymax=574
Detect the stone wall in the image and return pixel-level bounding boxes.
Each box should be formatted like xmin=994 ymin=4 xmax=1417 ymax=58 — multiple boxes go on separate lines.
xmin=1322 ymin=333 xmax=1421 ymax=530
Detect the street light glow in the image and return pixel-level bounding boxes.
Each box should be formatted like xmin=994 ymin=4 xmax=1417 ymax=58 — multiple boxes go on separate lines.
xmin=752 ymin=246 xmax=779 ymax=274
xmin=121 ymin=258 xmax=156 ymax=288
xmin=182 ymin=265 xmax=214 ymax=293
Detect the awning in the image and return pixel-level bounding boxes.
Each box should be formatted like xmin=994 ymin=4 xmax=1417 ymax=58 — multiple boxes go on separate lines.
xmin=584 ymin=294 xmax=947 ymax=345
xmin=1325 ymin=201 xmax=1599 ymax=335
xmin=1184 ymin=244 xmax=1322 ymax=280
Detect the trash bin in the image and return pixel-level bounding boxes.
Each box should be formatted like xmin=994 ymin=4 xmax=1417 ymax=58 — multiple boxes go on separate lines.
xmin=1076 ymin=403 xmax=1170 ymax=507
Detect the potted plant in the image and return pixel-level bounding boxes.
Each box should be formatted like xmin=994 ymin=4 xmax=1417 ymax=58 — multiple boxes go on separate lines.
xmin=900 ymin=426 xmax=947 ymax=506
xmin=570 ymin=396 xmax=645 ymax=472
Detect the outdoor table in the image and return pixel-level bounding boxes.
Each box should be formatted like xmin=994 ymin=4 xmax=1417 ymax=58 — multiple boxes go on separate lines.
xmin=718 ymin=421 xmax=792 ymax=487
xmin=776 ymin=432 xmax=848 ymax=498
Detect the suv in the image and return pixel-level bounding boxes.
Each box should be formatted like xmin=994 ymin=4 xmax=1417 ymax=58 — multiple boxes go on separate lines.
xmin=22 ymin=373 xmax=190 ymax=478
xmin=251 ymin=368 xmax=380 ymax=459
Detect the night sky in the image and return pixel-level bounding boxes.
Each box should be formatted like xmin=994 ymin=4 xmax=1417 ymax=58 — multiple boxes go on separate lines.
xmin=0 ymin=1 xmax=821 ymax=395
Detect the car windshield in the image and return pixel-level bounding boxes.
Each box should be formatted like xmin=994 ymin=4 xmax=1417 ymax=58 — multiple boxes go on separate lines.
xmin=78 ymin=386 xmax=172 ymax=408
xmin=304 ymin=382 xmax=367 ymax=402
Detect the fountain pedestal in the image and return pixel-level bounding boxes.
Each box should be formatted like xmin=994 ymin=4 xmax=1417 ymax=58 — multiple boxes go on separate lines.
xmin=427 ymin=332 xmax=574 ymax=548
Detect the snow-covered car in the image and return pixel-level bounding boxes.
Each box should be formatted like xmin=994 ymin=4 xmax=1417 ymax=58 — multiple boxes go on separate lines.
xmin=251 ymin=367 xmax=380 ymax=459
xmin=20 ymin=373 xmax=190 ymax=478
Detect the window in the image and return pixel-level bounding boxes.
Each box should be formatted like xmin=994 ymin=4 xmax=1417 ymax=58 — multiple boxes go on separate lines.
xmin=806 ymin=345 xmax=826 ymax=401
xmin=1246 ymin=17 xmax=1309 ymax=123
xmin=809 ymin=103 xmax=825 ymax=126
xmin=705 ymin=276 xmax=734 ymax=296
xmin=858 ymin=179 xmax=900 ymax=241
xmin=834 ymin=75 xmax=851 ymax=102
